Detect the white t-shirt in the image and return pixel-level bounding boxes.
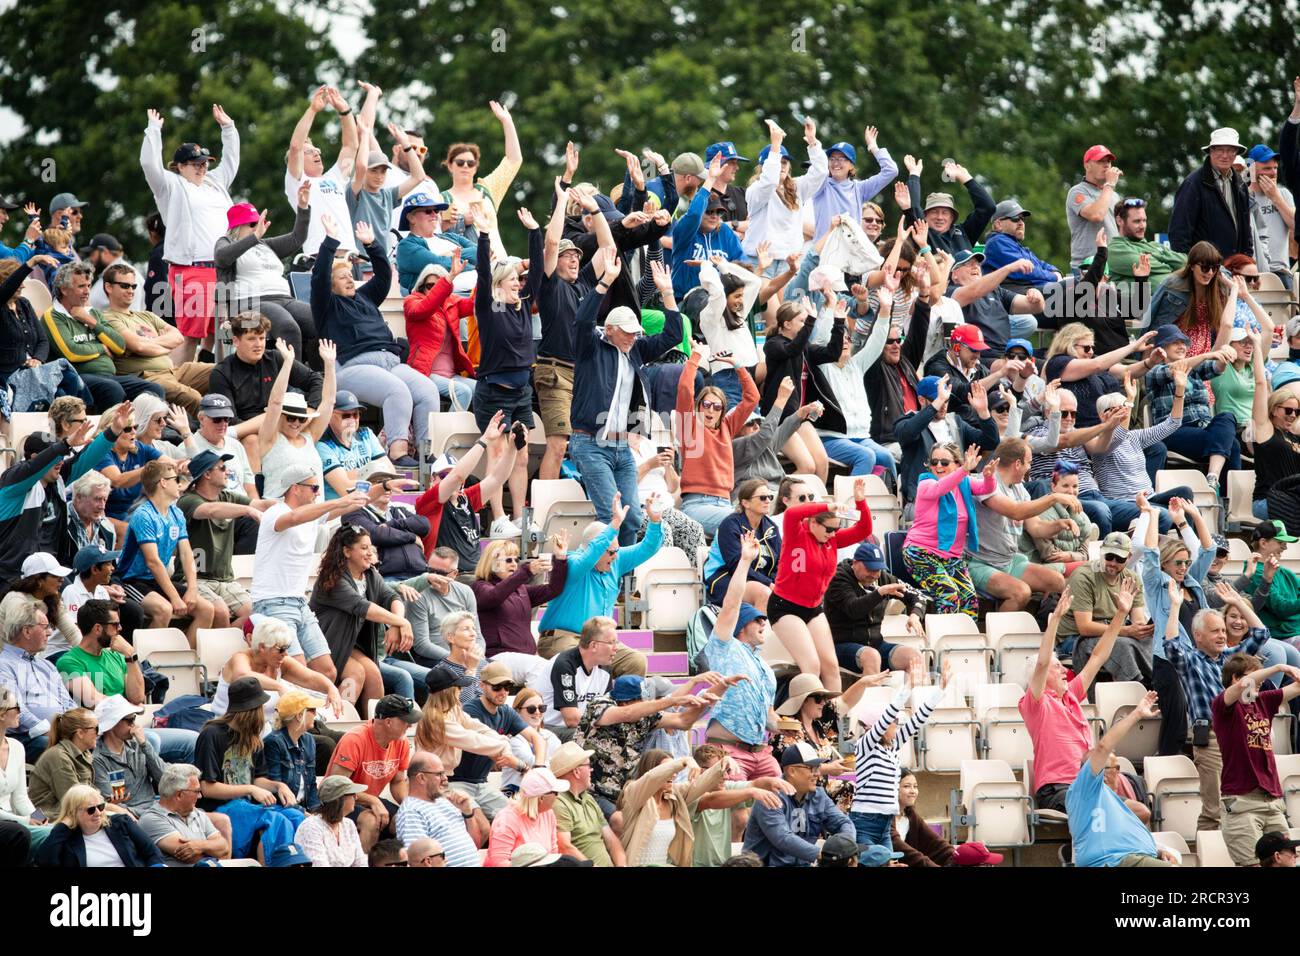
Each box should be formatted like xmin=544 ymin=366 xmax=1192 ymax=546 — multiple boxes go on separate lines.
xmin=62 ymin=579 xmax=110 ymax=618
xmin=539 ymin=648 xmax=611 ymax=729
xmin=631 ymin=438 xmax=671 ymax=504
xmin=190 ymin=433 xmax=256 ymax=495
xmin=287 ymin=164 xmax=355 ymax=256
xmin=250 ymin=502 xmax=319 ymax=602
xmin=83 ymin=828 xmax=125 ymax=868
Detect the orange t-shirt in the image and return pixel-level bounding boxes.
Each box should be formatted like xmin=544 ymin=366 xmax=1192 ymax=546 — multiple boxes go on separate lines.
xmin=331 ymin=723 xmax=412 ymax=796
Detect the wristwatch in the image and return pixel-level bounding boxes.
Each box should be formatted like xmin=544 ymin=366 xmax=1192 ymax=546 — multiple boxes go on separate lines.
xmin=125 ymin=654 xmax=139 ymax=664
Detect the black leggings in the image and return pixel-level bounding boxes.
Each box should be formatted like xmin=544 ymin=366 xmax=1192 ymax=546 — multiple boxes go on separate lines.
xmin=1152 ymin=655 xmax=1189 ymax=756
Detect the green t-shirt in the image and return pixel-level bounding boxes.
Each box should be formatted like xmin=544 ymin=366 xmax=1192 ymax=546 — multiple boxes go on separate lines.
xmin=552 ymin=790 xmax=612 ymax=866
xmin=56 ymin=644 xmax=127 ymax=697
xmin=177 ymin=489 xmax=249 ymax=583
xmin=690 ymin=780 xmax=752 ymax=867
xmin=1212 ymin=361 xmax=1254 ymax=426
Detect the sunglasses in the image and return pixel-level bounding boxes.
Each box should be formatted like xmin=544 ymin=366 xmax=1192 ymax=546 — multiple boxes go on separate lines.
xmin=861 ymin=216 xmax=884 ymax=225
xmin=415 ymin=852 xmax=445 ymax=864
xmin=109 ymin=281 xmax=138 ymax=290
xmin=412 ymin=145 xmax=429 ymax=157
xmin=1074 ymin=343 xmax=1095 ymax=353
xmin=928 ymin=458 xmax=954 ymax=466
xmin=84 ymin=803 xmax=106 ymax=815
xmin=499 ymin=555 xmax=519 ymax=564
xmin=521 ymin=704 xmax=548 ymax=715
xmin=793 ymin=493 xmax=815 ymax=503
xmin=161 ymin=474 xmax=180 ymax=483
xmin=381 ymin=860 xmax=410 ymax=867
xmin=1121 ymin=198 xmax=1147 ymax=208
xmin=284 ymin=414 xmax=308 ymax=423
xmin=753 ymin=494 xmax=775 ymax=502
xmin=296 ymin=482 xmax=321 ymax=493
xmin=812 ymin=521 xmax=840 ymax=533
xmin=484 ymin=681 xmax=513 ymax=691
xmin=884 ymin=337 xmax=902 ymax=345
xmin=1279 ymin=407 xmax=1300 ymax=418
xmin=452 ymin=158 xmax=478 ymax=168
xmin=699 ymin=400 xmax=724 ymax=411
xmin=1059 ymin=410 xmax=1077 ymax=419
xmin=338 ymin=411 xmax=361 ymax=420
xmin=1192 ymin=261 xmax=1222 ymax=272
xmin=120 ymin=425 xmax=137 ymax=434
xmin=1170 ymin=558 xmax=1192 ymax=568
xmin=1103 ymin=553 xmax=1127 ymax=563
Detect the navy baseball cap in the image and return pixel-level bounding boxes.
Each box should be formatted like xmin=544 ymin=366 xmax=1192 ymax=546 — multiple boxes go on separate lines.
xmin=757 ymin=144 xmax=791 ymax=165
xmin=736 ymin=602 xmax=767 ymax=631
xmin=170 ymin=143 xmax=213 ymax=168
xmin=334 ymin=390 xmax=363 ymax=412
xmin=399 ymin=191 xmax=449 ymax=230
xmin=1248 ymin=144 xmax=1280 ymax=164
xmin=704 ymin=141 xmax=750 ymax=164
xmin=73 ymin=544 xmax=122 ymax=575
xmin=198 ymin=393 xmax=235 ymax=419
xmin=951 ymin=249 xmax=986 ymax=269
xmin=1152 ymin=323 xmax=1191 ymax=348
xmin=188 ymin=450 xmax=234 ymax=482
xmin=826 ymin=142 xmax=858 ymax=165
xmin=853 ymin=541 xmax=886 ymax=570
xmin=611 ymin=675 xmax=646 ymax=702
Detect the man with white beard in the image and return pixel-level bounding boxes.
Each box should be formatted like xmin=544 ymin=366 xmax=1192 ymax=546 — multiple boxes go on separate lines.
xmin=316 ymin=391 xmax=402 ymax=500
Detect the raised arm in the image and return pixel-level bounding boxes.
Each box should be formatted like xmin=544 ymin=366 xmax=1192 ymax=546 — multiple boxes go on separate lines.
xmin=1029 ymin=592 xmax=1072 ymax=699
xmin=307 ymin=340 xmax=337 ymax=441
xmin=1086 ymin=690 xmax=1159 ymax=774
xmin=1077 ymin=579 xmax=1135 ymax=693
xmin=286 ymin=87 xmax=326 ymax=181
xmin=257 ymin=339 xmax=297 ymax=456
xmin=713 ymin=531 xmax=758 ymax=643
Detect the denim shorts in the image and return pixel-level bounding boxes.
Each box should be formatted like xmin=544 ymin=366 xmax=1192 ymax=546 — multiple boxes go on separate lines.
xmin=252 ymin=597 xmax=329 ymax=662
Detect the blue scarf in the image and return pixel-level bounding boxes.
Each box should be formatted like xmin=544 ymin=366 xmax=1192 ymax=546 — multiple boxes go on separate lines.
xmin=919 ymin=470 xmax=979 ymax=553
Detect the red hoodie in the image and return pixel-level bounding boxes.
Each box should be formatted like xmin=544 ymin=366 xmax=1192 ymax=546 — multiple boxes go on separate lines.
xmin=403 ymin=277 xmax=477 ymax=379
xmin=772 ymin=499 xmax=872 ymax=608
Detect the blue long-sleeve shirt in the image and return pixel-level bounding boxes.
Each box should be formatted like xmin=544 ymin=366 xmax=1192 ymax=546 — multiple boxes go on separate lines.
xmin=670 ymin=190 xmax=743 ymax=297
xmin=981 ymin=232 xmax=1061 ymax=287
xmin=395 ymin=231 xmax=477 ymax=295
xmin=743 ymin=786 xmax=855 ymax=866
xmin=537 ymin=522 xmax=662 ymax=633
xmin=0 ymin=238 xmax=33 ymax=264
xmin=311 ymin=236 xmax=399 ymax=364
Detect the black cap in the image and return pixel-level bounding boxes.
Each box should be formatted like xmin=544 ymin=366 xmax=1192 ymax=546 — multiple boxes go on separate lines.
xmin=170 ymin=143 xmax=213 ymax=167
xmin=425 ymin=665 xmax=475 ymax=695
xmin=374 ymin=693 xmax=421 ymax=723
xmin=86 ymin=233 xmax=122 ymax=253
xmin=1256 ymin=831 xmax=1300 ymax=862
xmin=23 ymin=432 xmax=57 ymax=458
xmin=0 ymin=196 xmax=19 ymax=211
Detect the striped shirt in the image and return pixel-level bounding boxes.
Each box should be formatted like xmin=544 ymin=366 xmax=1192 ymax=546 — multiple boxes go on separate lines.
xmin=1164 ymin=626 xmax=1269 ymax=724
xmin=850 ymin=686 xmax=942 ymax=814
xmin=1026 ymin=431 xmax=1099 ymax=493
xmin=393 ymin=795 xmax=481 ymax=867
xmin=1091 ymin=417 xmax=1182 ymax=499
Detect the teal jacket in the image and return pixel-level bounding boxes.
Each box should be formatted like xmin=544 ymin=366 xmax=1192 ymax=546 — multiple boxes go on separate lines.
xmin=0 ymin=427 xmax=115 ymax=580
xmin=537 ymin=521 xmax=663 ymax=634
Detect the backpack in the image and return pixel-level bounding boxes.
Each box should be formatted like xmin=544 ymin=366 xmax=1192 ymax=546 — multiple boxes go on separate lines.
xmin=686 ymin=605 xmax=718 ymax=676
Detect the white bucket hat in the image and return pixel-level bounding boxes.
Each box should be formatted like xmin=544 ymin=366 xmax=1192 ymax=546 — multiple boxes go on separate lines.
xmin=1202 ymin=127 xmax=1246 ymax=153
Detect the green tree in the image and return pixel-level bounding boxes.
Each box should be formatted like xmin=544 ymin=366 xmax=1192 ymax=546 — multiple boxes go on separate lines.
xmin=0 ymin=0 xmax=342 ymax=261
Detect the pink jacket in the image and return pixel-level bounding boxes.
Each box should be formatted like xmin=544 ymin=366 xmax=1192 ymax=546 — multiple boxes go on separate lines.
xmin=903 ymin=468 xmax=995 ymax=558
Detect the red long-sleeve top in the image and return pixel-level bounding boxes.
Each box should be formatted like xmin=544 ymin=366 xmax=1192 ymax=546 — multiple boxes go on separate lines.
xmin=771 ymin=499 xmax=872 ymax=608
xmin=403 ymin=277 xmax=477 ymax=378
xmin=675 ymin=351 xmax=759 ymax=499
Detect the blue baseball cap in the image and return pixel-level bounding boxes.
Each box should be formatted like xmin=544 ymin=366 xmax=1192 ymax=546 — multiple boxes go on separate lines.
xmin=757 ymin=144 xmax=791 ymax=165
xmin=1152 ymin=323 xmax=1191 ymax=348
xmin=826 ymin=142 xmax=858 ymax=165
xmin=951 ymin=249 xmax=986 ymax=269
xmin=73 ymin=544 xmax=121 ymax=575
xmin=1004 ymin=338 xmax=1034 ymax=356
xmin=860 ymin=845 xmax=905 ymax=867
xmin=853 ymin=541 xmax=886 ymax=570
xmin=1248 ymin=144 xmax=1280 ymax=164
xmin=916 ymin=375 xmax=942 ymax=401
xmin=398 ymin=191 xmax=449 ymax=230
xmin=736 ymin=602 xmax=767 ymax=632
xmin=611 ymin=675 xmax=646 ymax=702
xmin=267 ymin=843 xmax=313 ymax=867
xmin=333 ymin=390 xmax=363 ymax=412
xmin=704 ymin=141 xmax=750 ymax=164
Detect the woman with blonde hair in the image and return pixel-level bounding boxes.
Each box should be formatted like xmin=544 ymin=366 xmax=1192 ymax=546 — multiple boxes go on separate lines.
xmin=413 ymin=663 xmax=509 ymax=773
xmin=473 ymin=534 xmax=568 ymax=658
xmin=743 ymin=119 xmax=827 ymax=264
xmin=503 ymin=687 xmax=562 ymax=793
xmin=484 ymin=766 xmax=569 ymax=866
xmin=35 ymin=783 xmax=163 ymax=868
xmin=28 ymin=708 xmax=118 ymax=819
xmin=618 ymin=748 xmax=726 ymax=867
xmin=1042 ymin=321 xmax=1156 ymax=428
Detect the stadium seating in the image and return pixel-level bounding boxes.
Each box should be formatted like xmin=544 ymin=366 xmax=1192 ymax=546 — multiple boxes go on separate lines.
xmin=1094 ymin=682 xmax=1160 ymax=766
xmin=1142 ymin=755 xmax=1202 ymax=842
xmin=1195 ymin=829 xmax=1235 ymax=867
xmin=1151 ymin=831 xmax=1196 ymax=867
xmin=196 ymin=628 xmax=247 ymax=684
xmin=1277 ymin=753 xmax=1300 ymax=827
xmin=951 ymin=759 xmax=1033 ymax=851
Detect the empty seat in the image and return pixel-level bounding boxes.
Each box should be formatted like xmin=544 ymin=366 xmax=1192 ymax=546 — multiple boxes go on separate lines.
xmin=1150 ymin=831 xmax=1196 ymax=867
xmin=642 ymin=569 xmax=702 ymax=632
xmin=1195 ymin=829 xmax=1235 ymax=867
xmin=1225 ymin=471 xmax=1256 ymax=531
xmin=786 ymin=473 xmax=828 ymax=498
xmin=231 ymin=554 xmax=256 ymax=589
xmin=196 ymin=628 xmax=247 ymax=684
xmin=632 ymin=546 xmax=694 ymax=594
xmin=974 ymin=684 xmax=1034 ymax=765
xmin=146 ymin=650 xmax=205 ymax=700
xmin=1276 ymin=753 xmax=1300 ymax=827
xmin=1143 ymin=755 xmax=1202 ymax=841
xmin=133 ymin=627 xmax=193 ymax=659
xmin=1094 ymin=682 xmax=1159 ymax=766
xmin=954 ymin=759 xmax=1031 ymax=848
xmin=529 ymin=479 xmax=590 ymax=530
xmin=921 ymin=705 xmax=978 ymax=772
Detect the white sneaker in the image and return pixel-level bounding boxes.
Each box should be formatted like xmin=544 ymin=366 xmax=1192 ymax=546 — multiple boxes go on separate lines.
xmin=490 ymin=516 xmax=522 ymax=538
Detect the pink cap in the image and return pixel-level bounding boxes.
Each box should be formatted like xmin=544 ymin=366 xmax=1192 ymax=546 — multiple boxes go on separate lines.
xmin=226 ymin=202 xmax=260 ymax=230
xmin=1083 ymin=145 xmax=1116 ymax=164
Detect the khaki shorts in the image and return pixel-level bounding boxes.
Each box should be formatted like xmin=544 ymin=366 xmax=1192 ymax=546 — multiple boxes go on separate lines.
xmin=533 ymin=362 xmax=574 ymax=437
xmin=196 ymin=578 xmax=252 ymax=614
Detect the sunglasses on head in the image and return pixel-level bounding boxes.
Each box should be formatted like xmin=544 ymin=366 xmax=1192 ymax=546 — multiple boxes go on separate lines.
xmin=1121 ymin=198 xmax=1147 ymax=208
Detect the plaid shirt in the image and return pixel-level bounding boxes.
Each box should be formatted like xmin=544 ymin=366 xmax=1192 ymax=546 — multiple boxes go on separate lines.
xmin=1164 ymin=625 xmax=1269 ymax=724
xmin=1145 ymin=362 xmax=1218 ymax=427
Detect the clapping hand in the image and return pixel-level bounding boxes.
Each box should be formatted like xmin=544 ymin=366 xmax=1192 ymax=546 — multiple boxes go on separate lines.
xmin=354 ymin=220 xmax=375 ymax=246
xmin=517 ymin=207 xmax=539 ymax=231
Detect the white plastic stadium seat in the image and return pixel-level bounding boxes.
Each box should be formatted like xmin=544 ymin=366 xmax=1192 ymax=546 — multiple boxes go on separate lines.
xmin=1225 ymin=471 xmax=1255 ymax=531
xmin=1153 ymin=469 xmax=1221 ymax=529
xmin=955 ymin=759 xmax=1031 ymax=848
xmin=1094 ymin=682 xmax=1159 ymax=766
xmin=1150 ymin=831 xmax=1196 ymax=867
xmin=632 ymin=546 xmax=694 ymax=594
xmin=921 ymin=704 xmax=979 ymax=772
xmin=196 ymin=628 xmax=248 ymax=684
xmin=1276 ymin=753 xmax=1300 ymax=827
xmin=642 ymin=568 xmax=702 ymax=632
xmin=1143 ymin=755 xmax=1202 ymax=842
xmin=1195 ymin=829 xmax=1236 ymax=867
xmin=974 ymin=684 xmax=1035 ymax=766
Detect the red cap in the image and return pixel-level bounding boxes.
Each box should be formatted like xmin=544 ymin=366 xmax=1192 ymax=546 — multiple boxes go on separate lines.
xmin=953 ymin=842 xmax=1004 ymax=866
xmin=1083 ymin=145 xmax=1116 ymax=164
xmin=950 ymin=324 xmax=989 ymax=352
